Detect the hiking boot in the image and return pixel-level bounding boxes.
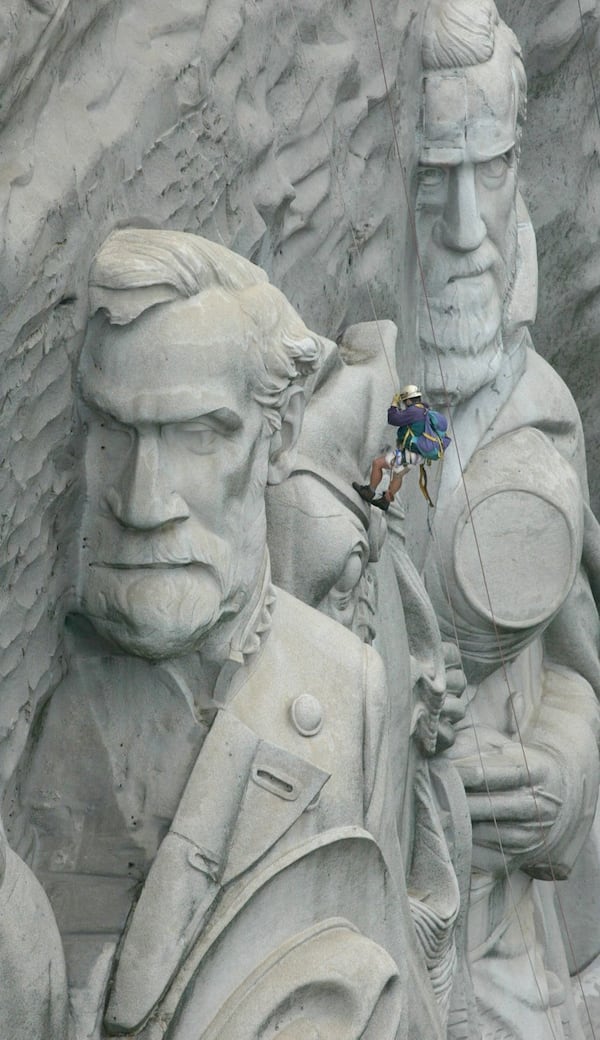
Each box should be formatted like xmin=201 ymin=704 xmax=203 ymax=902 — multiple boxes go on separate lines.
xmin=352 ymin=482 xmax=375 ymax=503
xmin=371 ymin=495 xmax=390 ymax=512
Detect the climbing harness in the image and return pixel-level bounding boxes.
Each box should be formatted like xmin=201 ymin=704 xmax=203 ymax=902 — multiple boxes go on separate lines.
xmin=364 ymin=4 xmax=598 ymax=1032
xmin=287 ymin=2 xmax=598 ymax=1032
xmin=395 ymin=406 xmax=450 ymax=506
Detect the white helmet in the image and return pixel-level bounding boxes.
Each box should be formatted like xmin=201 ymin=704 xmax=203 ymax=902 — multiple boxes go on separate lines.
xmin=398 ymin=384 xmax=422 ymax=402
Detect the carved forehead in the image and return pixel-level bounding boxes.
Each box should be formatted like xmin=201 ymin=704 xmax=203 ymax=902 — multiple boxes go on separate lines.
xmin=421 ymin=41 xmax=518 ymax=163
xmin=80 ymin=291 xmax=252 ymax=411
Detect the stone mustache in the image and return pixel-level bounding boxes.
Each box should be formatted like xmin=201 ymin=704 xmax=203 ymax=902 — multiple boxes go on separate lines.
xmin=0 ymin=2 xmax=599 ymax=1035
xmin=413 ymin=2 xmax=600 ymax=1038
xmin=2 ymin=228 xmax=444 ymax=1040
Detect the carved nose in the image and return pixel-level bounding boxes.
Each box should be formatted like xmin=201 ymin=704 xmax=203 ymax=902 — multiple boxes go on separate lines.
xmin=441 ymin=164 xmax=486 ymax=252
xmin=106 ymin=434 xmax=190 ymax=531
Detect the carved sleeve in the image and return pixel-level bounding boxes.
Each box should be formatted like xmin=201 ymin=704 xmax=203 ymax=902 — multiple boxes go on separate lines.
xmin=362 ymin=644 xmax=404 ymax=883
xmin=0 ymin=844 xmax=69 ymax=1039
xmin=523 ymin=664 xmax=600 ymax=880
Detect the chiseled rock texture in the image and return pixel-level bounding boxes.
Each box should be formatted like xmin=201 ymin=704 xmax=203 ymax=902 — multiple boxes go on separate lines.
xmin=497 ymin=0 xmax=600 ymax=519
xmin=0 ymin=0 xmax=422 ymax=804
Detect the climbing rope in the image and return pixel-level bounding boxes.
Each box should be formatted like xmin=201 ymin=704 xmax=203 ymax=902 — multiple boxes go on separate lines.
xmin=284 ymin=0 xmax=398 ymax=390
xmin=361 ymin=4 xmax=594 ymax=1035
xmin=426 ymin=510 xmax=562 ymax=1040
xmin=285 ymin=1 xmax=597 ymax=1034
xmin=285 ymin=0 xmax=556 ymax=1023
xmin=284 ymin=0 xmax=420 ymax=846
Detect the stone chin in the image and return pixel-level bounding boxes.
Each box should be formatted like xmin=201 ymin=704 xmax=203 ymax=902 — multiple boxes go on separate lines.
xmin=419 ymin=273 xmax=515 ymax=404
xmin=419 ymin=273 xmax=504 ymax=357
xmin=421 ymin=335 xmax=505 ymax=406
xmin=79 ymin=565 xmax=232 ymax=660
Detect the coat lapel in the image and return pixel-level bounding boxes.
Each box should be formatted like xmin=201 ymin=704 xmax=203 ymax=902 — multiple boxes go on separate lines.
xmin=105 ymin=709 xmax=330 ymax=1035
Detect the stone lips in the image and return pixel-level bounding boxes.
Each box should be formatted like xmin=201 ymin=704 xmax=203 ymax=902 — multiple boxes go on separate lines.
xmin=497 ymin=0 xmax=600 ymax=519
xmin=0 ymin=0 xmax=422 ymax=800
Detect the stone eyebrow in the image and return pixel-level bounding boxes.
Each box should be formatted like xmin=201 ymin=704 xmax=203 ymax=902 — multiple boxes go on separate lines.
xmin=81 ymin=399 xmax=242 ymax=431
xmin=173 ymin=408 xmax=242 ymax=432
xmin=80 ymin=398 xmax=127 ymax=427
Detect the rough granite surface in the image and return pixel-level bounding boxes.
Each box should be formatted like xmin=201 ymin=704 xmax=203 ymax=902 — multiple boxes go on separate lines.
xmin=0 ymin=0 xmax=424 ymax=808
xmin=497 ymin=0 xmax=600 ymax=518
xmin=1 ymin=3 xmax=600 ymax=1037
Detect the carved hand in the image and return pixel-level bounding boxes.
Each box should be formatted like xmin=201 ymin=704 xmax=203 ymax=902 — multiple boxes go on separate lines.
xmin=435 ymin=641 xmax=467 ymax=753
xmin=450 ymin=730 xmax=564 ymax=875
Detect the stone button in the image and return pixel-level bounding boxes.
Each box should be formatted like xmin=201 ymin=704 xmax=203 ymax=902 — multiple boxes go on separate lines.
xmin=291 ymin=694 xmax=324 ymax=737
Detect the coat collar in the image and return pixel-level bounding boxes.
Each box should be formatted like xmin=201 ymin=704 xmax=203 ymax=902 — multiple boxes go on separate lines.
xmin=105 ymin=709 xmax=330 ymax=1034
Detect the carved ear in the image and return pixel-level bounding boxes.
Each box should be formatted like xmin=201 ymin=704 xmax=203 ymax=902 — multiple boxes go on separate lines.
xmin=267 ymin=386 xmax=305 ymax=486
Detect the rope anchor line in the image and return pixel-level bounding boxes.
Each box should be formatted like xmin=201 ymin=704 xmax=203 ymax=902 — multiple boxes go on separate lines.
xmin=366 ymin=1 xmax=599 ymax=1035
xmin=287 ymin=0 xmax=597 ymax=1034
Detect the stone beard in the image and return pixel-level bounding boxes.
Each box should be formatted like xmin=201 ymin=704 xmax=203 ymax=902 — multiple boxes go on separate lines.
xmin=77 ymin=293 xmax=276 ymax=662
xmin=79 ymin=526 xmax=245 ymax=661
xmin=418 ymin=215 xmax=518 ymax=405
xmin=415 ymin=30 xmax=522 ymax=406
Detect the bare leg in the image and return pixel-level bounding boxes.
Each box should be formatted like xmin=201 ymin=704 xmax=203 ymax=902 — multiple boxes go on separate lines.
xmin=369 ymin=455 xmax=390 ymax=491
xmin=386 ymin=471 xmax=404 ymax=500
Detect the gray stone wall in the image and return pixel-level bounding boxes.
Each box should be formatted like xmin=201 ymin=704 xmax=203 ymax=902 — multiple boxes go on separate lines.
xmin=0 ymin=0 xmax=423 ymax=797
xmin=497 ymin=0 xmax=600 ymax=517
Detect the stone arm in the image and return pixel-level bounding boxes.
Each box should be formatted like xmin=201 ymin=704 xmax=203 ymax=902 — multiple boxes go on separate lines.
xmin=447 ymin=360 xmax=600 ymax=879
xmin=531 ymin=402 xmax=600 ymax=880
xmin=361 ymin=642 xmax=446 ymax=1040
xmin=451 ymin=664 xmax=600 ymax=879
xmin=0 ymin=834 xmax=70 ymax=1039
xmin=387 ymin=404 xmax=427 ymax=429
xmin=498 ymin=350 xmax=600 ymax=697
xmin=519 ymin=663 xmax=600 ymax=879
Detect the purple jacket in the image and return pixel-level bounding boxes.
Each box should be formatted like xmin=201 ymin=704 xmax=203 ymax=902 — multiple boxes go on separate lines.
xmin=387 ymin=402 xmax=429 ymax=429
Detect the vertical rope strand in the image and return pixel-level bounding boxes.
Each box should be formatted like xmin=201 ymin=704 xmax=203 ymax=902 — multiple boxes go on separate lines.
xmin=284 ymin=0 xmax=399 ymax=388
xmin=366 ymin=1 xmax=598 ymax=1034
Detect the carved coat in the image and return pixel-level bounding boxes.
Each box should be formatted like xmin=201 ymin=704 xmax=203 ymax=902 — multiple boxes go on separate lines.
xmin=420 ymin=332 xmax=600 ymax=1040
xmin=14 ymin=587 xmax=442 ymax=1040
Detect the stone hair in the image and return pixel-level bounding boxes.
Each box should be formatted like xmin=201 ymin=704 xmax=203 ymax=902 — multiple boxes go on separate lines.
xmin=422 ymin=0 xmax=527 ymax=128
xmin=88 ymin=228 xmax=322 ymax=432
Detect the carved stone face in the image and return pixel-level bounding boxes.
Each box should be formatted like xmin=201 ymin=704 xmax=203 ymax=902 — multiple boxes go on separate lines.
xmin=77 ymin=292 xmax=273 ymax=660
xmin=266 ymin=475 xmax=373 ymax=634
xmin=417 ymin=47 xmax=520 ymax=398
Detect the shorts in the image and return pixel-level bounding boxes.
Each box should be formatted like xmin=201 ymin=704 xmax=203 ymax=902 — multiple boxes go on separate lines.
xmin=384 ymin=448 xmax=423 ymax=472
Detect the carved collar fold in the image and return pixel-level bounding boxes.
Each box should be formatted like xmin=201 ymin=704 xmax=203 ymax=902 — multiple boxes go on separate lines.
xmin=227 ymin=551 xmax=277 ymax=666
xmin=152 ymin=553 xmax=277 ymax=718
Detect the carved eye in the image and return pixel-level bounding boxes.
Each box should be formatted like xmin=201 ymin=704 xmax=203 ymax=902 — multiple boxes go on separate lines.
xmin=164 ymin=422 xmax=219 ymax=455
xmin=478 ymin=150 xmax=513 ymax=184
xmin=417 ymin=165 xmax=446 ymax=188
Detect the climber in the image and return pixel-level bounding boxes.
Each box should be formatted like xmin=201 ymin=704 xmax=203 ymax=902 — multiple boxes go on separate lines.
xmin=352 ymin=385 xmax=450 ymax=511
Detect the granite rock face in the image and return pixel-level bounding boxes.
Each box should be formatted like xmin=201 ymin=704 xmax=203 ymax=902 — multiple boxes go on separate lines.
xmin=1 ymin=1 xmax=600 ymax=1038
xmin=6 ymin=226 xmax=447 ymax=1038
xmin=0 ymin=0 xmax=422 ymax=799
xmin=497 ymin=0 xmax=600 ymax=517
